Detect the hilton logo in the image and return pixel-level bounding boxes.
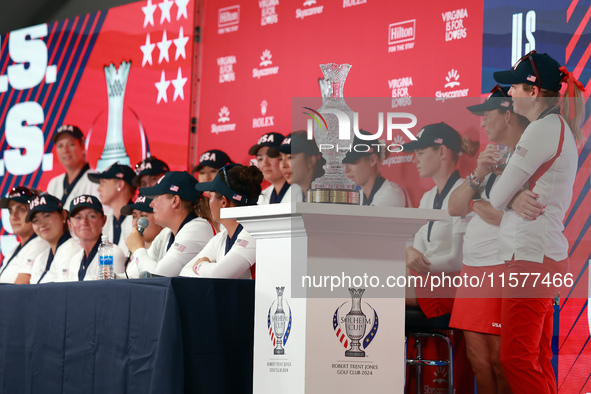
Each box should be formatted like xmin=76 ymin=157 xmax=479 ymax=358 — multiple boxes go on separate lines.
xmin=388 ymin=20 xmax=416 ymax=53
xmin=218 ymin=5 xmax=240 ymax=34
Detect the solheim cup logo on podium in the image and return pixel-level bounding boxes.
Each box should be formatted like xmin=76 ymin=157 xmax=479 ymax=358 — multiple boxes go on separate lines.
xmin=268 ymin=286 xmax=292 ymax=355
xmin=333 ymin=288 xmax=379 ymax=357
xmin=97 ymin=61 xmax=132 ymax=170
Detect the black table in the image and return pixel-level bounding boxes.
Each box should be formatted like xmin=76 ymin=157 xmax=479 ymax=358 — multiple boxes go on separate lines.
xmin=0 ymin=277 xmax=255 ymax=393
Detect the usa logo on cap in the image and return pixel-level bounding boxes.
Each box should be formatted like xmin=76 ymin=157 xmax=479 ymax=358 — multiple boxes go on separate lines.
xmin=170 ymin=185 xmax=179 ymax=192
xmin=116 ymin=173 xmax=124 ymax=178
xmin=434 ymin=138 xmax=443 ymax=144
xmin=232 ymin=194 xmax=243 ymax=201
xmin=527 ymin=75 xmax=537 ymax=82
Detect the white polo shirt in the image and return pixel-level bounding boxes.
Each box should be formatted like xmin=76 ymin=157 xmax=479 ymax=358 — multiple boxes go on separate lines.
xmin=180 ymin=227 xmax=256 ymax=279
xmin=132 ymin=216 xmax=215 ymax=277
xmin=361 ymin=178 xmax=408 ymax=207
xmin=463 ymin=174 xmax=504 ymax=267
xmin=413 ymin=177 xmax=467 ymax=273
xmin=258 ymin=183 xmax=292 ymax=204
xmin=491 ymin=114 xmax=577 ymax=263
xmin=47 ymin=167 xmax=100 ymax=210
xmin=102 ymin=213 xmax=133 ymax=255
xmin=31 ymin=237 xmax=82 ymax=284
xmin=67 ymin=243 xmax=126 ymax=281
xmin=0 ymin=236 xmax=49 ymax=283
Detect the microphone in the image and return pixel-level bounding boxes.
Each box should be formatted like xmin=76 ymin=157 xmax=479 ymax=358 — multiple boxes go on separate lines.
xmin=124 ymin=217 xmax=150 ymax=274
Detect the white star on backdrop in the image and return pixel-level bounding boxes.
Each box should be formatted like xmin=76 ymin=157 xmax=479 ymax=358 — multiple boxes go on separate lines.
xmin=175 ymin=0 xmax=190 ymax=20
xmin=141 ymin=0 xmax=157 ymax=27
xmin=159 ymin=0 xmax=174 ymax=24
xmin=171 ymin=67 xmax=187 ymax=101
xmin=140 ymin=33 xmax=156 ymax=66
xmin=155 ymin=70 xmax=170 ymax=103
xmin=173 ymin=27 xmax=189 ymax=60
xmin=157 ymin=30 xmax=172 ymax=63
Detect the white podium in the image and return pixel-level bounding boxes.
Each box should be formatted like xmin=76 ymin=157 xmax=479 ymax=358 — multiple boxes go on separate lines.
xmin=222 ymin=203 xmax=446 ymax=394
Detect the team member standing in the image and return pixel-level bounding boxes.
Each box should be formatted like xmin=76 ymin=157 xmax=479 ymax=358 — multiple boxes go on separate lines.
xmin=0 ymin=187 xmax=49 ymax=284
xmin=120 ymin=194 xmax=164 ymax=278
xmin=132 ymin=156 xmax=170 ymax=188
xmin=47 ymin=124 xmax=99 ymax=209
xmin=88 ymin=163 xmax=136 ymax=254
xmin=125 ymin=171 xmax=216 ymax=277
xmin=489 ymin=51 xmax=584 ymax=394
xmin=66 ymin=195 xmax=125 ymax=281
xmin=249 ymin=132 xmax=290 ymax=204
xmin=181 ymin=164 xmax=262 ymax=279
xmin=192 ymin=149 xmax=233 ymax=183
xmin=448 ymin=85 xmax=528 ymax=394
xmin=343 ymin=131 xmax=408 ymax=207
xmin=27 ymin=195 xmax=81 ymax=284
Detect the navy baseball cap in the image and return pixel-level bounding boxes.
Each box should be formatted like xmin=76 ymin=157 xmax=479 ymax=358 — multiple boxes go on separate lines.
xmin=268 ymin=132 xmax=321 ymax=158
xmin=132 ymin=157 xmax=170 ymax=187
xmin=88 ymin=163 xmax=136 ymax=186
xmin=68 ymin=195 xmax=104 ymax=218
xmin=140 ymin=171 xmax=200 ymax=202
xmin=0 ymin=187 xmax=39 ymax=208
xmin=121 ymin=194 xmax=153 ymax=216
xmin=52 ymin=124 xmax=85 ymax=143
xmin=401 ymin=122 xmax=462 ymax=153
xmin=467 ymin=85 xmax=513 ymax=116
xmin=493 ymin=50 xmax=563 ymax=91
xmin=195 ymin=149 xmax=233 ymax=171
xmin=267 ymin=134 xmax=292 ymax=158
xmin=195 ymin=164 xmax=258 ymax=205
xmin=248 ymin=132 xmax=284 ymax=155
xmin=343 ymin=130 xmax=379 ymax=164
xmin=26 ymin=194 xmax=64 ymax=222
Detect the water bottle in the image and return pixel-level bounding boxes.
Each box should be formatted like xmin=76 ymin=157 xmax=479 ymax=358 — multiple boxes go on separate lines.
xmin=98 ymin=235 xmax=114 ymax=280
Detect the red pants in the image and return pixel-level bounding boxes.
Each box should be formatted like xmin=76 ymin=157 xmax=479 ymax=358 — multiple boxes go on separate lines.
xmin=500 ymin=257 xmax=566 ymax=394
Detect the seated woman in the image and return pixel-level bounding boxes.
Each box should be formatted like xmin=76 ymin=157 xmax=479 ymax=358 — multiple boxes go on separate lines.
xmin=180 ymin=164 xmax=262 ymax=279
xmin=132 ymin=156 xmax=170 ymax=188
xmin=249 ymin=132 xmax=290 ymax=204
xmin=66 ymin=195 xmax=126 ymax=281
xmin=27 ymin=194 xmax=82 ymax=284
xmin=88 ymin=163 xmax=136 ymax=254
xmin=268 ymin=131 xmax=325 ymax=202
xmin=125 ymin=171 xmax=216 ymax=277
xmin=120 ymin=194 xmax=164 ymax=278
xmin=192 ymin=149 xmax=233 ymax=183
xmin=343 ymin=130 xmax=409 ymax=207
xmin=0 ymin=187 xmax=49 ymax=284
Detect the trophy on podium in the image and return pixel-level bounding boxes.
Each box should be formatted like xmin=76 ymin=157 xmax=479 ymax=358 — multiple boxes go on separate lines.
xmin=273 ymin=286 xmax=287 ymax=355
xmin=344 ymin=288 xmax=366 ymax=357
xmin=97 ymin=61 xmax=132 ymax=170
xmin=306 ymin=63 xmax=359 ymax=204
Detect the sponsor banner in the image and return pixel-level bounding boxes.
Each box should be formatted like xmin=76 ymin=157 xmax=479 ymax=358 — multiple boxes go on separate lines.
xmin=0 ymin=0 xmax=195 ymax=248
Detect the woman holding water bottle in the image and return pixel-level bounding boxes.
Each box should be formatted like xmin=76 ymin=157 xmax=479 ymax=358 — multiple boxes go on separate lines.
xmin=489 ymin=51 xmax=584 ymax=393
xmin=66 ymin=195 xmax=125 ymax=281
xmin=448 ymin=85 xmax=528 ymax=394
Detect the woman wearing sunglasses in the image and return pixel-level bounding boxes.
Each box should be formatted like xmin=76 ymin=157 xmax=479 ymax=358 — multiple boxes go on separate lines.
xmin=0 ymin=187 xmax=50 ymax=284
xmin=181 ymin=164 xmax=262 ymax=279
xmin=27 ymin=194 xmax=82 ymax=284
xmin=489 ymin=51 xmax=584 ymax=393
xmin=126 ymin=171 xmax=216 ymax=277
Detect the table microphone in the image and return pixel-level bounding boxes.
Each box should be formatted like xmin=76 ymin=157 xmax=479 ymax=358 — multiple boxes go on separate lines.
xmin=124 ymin=217 xmax=150 ymax=273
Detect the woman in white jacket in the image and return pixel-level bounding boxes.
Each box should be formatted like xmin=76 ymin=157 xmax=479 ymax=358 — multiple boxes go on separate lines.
xmin=181 ymin=164 xmax=262 ymax=279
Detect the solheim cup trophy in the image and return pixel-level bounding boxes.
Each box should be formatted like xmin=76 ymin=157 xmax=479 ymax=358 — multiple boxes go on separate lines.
xmin=97 ymin=61 xmax=132 ymax=170
xmin=306 ymin=63 xmax=360 ymax=204
xmin=345 ymin=288 xmax=366 ymax=357
xmin=273 ymin=286 xmax=287 ymax=355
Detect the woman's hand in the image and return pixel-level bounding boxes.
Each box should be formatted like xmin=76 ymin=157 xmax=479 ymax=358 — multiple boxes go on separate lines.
xmin=406 ymin=246 xmax=431 ymax=274
xmin=509 ymin=189 xmax=544 ymax=220
xmin=125 ymin=228 xmax=145 ymax=254
xmin=474 ymin=144 xmax=500 ymax=180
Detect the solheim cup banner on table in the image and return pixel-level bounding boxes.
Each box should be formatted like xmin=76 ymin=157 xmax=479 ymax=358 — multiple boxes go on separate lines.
xmin=0 ymin=0 xmax=195 ymax=249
